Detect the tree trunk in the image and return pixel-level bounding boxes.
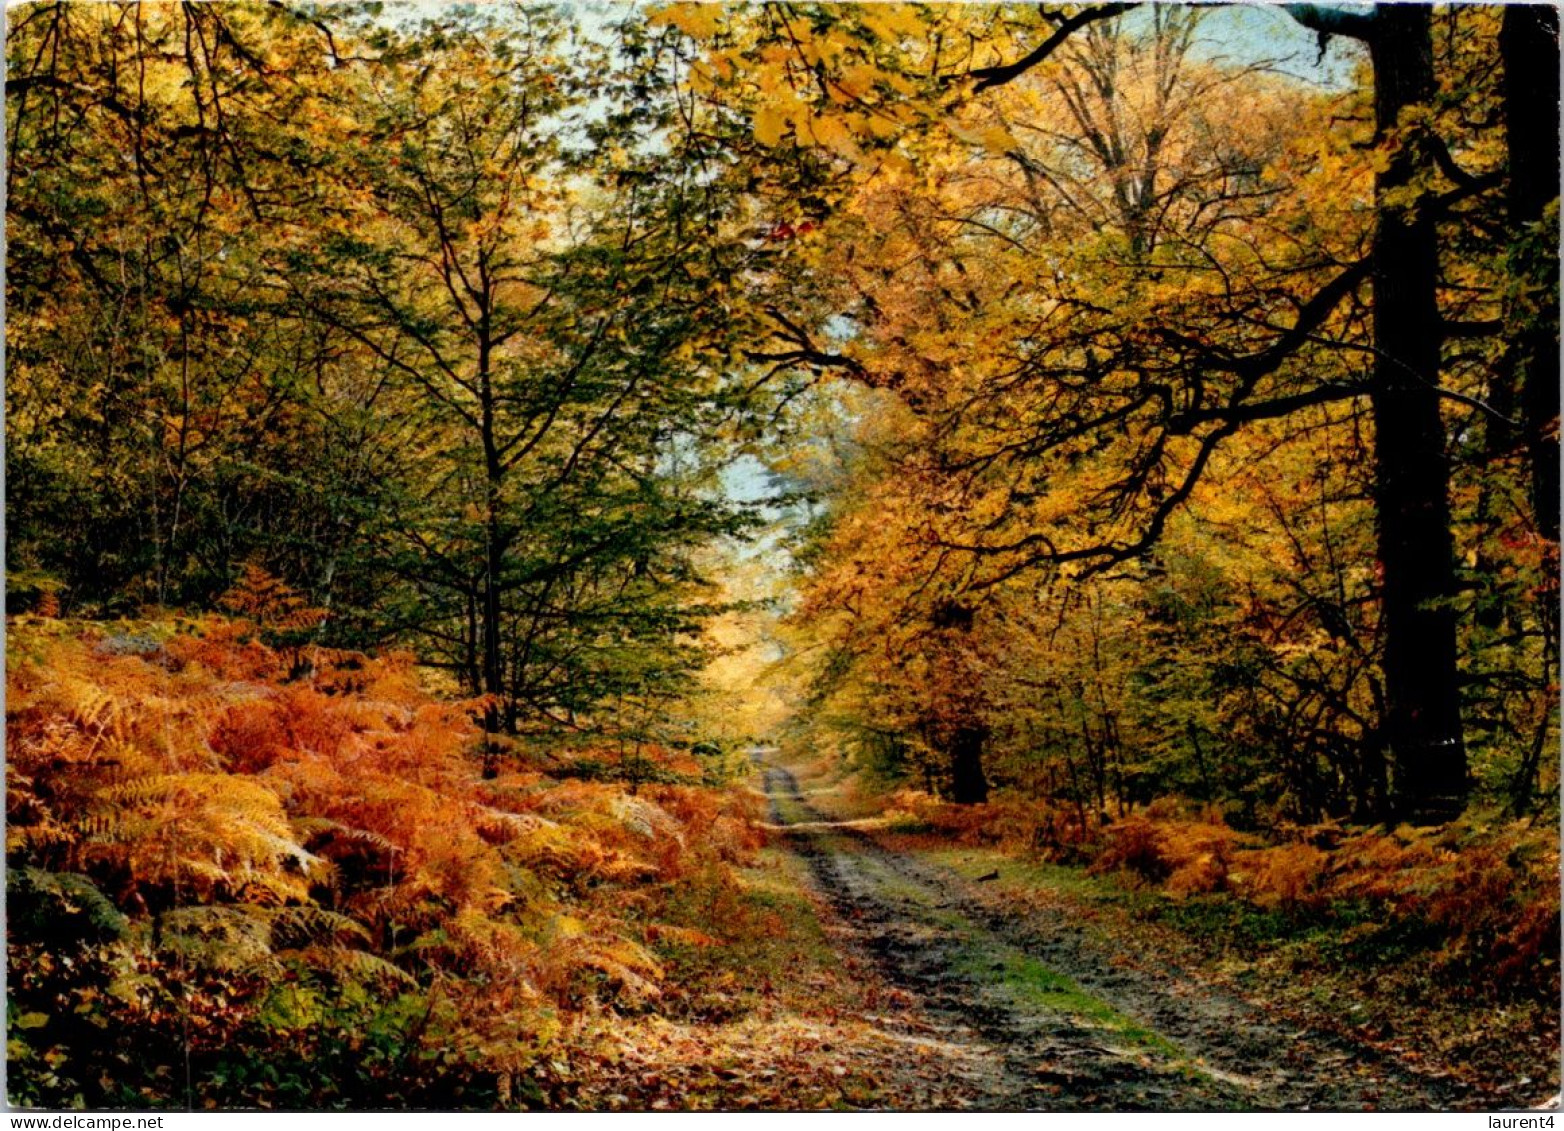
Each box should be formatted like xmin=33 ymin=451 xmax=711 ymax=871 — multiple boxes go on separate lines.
xmin=1500 ymin=4 xmax=1560 ymax=542
xmin=478 ymin=329 xmax=506 ymax=779
xmin=949 ymin=724 xmax=990 ymax=804
xmin=1498 ymin=5 xmax=1561 ymax=819
xmin=481 ymin=507 xmax=504 ymax=776
xmin=1367 ymin=9 xmax=1467 ymax=822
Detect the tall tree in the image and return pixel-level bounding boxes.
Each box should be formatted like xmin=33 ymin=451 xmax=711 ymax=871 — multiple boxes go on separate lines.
xmin=284 ymin=10 xmax=760 ymax=761
xmin=1281 ymin=5 xmax=1469 ymax=819
xmin=668 ymin=2 xmax=1548 ymax=821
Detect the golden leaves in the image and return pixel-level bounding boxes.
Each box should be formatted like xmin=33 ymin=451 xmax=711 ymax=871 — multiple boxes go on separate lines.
xmin=944 ymin=121 xmax=1018 ymax=155
xmin=856 ymin=4 xmax=927 ymax=44
xmin=754 ymin=105 xmax=789 ymax=147
xmin=803 ymin=113 xmax=863 ymax=160
xmin=648 ymin=3 xmax=725 ymax=41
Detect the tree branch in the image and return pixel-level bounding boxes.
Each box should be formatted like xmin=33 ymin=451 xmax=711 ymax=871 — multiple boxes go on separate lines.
xmin=1281 ymin=4 xmax=1379 ymax=45
xmin=1167 ymin=382 xmax=1369 ymax=435
xmin=966 ymin=4 xmax=1138 ymax=93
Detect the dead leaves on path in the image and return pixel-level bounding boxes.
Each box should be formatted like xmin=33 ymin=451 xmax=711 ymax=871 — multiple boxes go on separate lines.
xmin=568 ymin=1012 xmax=990 ymax=1111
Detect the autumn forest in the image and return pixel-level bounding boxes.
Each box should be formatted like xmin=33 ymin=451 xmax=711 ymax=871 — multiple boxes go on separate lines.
xmin=5 ymin=0 xmax=1560 ymax=1112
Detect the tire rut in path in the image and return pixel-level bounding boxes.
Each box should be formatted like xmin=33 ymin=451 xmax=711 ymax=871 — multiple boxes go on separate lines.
xmin=759 ymin=758 xmax=1466 ymax=1112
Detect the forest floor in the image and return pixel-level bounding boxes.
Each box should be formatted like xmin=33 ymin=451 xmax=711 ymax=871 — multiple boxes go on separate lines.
xmin=563 ymin=753 xmax=1555 ymax=1112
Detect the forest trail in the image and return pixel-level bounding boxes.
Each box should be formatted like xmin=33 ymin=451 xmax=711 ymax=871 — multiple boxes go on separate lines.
xmin=757 ymin=755 xmax=1469 ymax=1112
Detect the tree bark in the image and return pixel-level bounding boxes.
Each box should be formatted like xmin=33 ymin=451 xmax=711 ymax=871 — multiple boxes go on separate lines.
xmin=1499 ymin=4 xmax=1560 ymax=543
xmin=479 ymin=323 xmax=506 ymax=779
xmin=1284 ymin=5 xmax=1471 ymax=821
xmin=950 ymin=724 xmax=991 ymax=804
xmin=1364 ymin=8 xmax=1468 ymax=822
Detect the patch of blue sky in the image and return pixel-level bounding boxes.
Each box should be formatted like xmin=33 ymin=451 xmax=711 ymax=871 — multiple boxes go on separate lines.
xmin=1180 ymin=3 xmax=1365 ymax=88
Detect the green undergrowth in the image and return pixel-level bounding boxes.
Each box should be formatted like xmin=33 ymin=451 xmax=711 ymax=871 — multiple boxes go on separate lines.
xmin=949 ymin=937 xmax=1179 ymax=1059
xmin=765 ymin=792 xmax=820 ymax=829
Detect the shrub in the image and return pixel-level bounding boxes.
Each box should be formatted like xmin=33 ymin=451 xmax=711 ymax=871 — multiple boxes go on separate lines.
xmin=1236 ymin=843 xmax=1330 ymax=911
xmin=5 ymin=616 xmax=762 ymax=1108
xmin=1090 ymin=815 xmax=1171 ymax=882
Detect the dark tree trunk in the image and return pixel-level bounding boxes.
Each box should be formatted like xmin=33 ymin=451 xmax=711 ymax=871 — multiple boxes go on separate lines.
xmin=464 ymin=587 xmax=482 ymax=694
xmin=479 ymin=327 xmax=506 ymax=779
xmin=481 ymin=511 xmax=504 ymax=777
xmin=1366 ymin=9 xmax=1468 ymax=822
xmin=482 ymin=491 xmax=504 ymax=712
xmin=1500 ymin=4 xmax=1560 ymax=542
xmin=950 ymin=724 xmax=991 ymax=804
xmin=929 ymin=598 xmax=991 ymax=803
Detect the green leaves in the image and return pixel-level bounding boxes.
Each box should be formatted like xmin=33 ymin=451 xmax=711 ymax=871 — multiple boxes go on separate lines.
xmin=7 ymin=868 xmax=129 ymax=947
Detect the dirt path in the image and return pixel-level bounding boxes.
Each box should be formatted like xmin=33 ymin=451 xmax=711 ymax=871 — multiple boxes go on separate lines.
xmin=759 ymin=757 xmax=1470 ymax=1112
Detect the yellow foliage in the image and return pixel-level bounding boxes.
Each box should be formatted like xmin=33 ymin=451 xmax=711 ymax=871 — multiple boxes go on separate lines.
xmin=648 ymin=2 xmax=724 ymax=40
xmin=754 ymin=104 xmax=789 ymax=147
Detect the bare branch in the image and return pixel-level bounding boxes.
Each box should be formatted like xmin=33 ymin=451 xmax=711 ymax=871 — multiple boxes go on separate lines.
xmin=965 ymin=4 xmax=1138 ymax=93
xmin=1281 ymin=4 xmax=1379 ymax=45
